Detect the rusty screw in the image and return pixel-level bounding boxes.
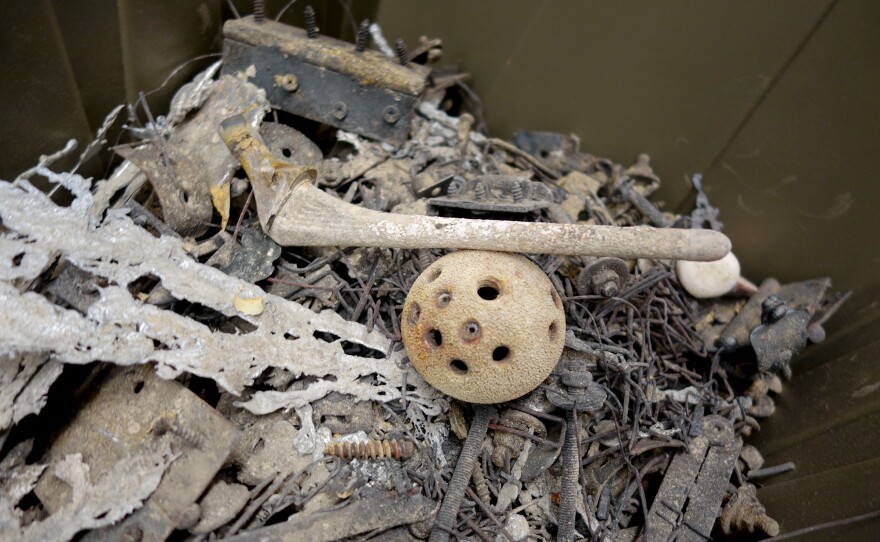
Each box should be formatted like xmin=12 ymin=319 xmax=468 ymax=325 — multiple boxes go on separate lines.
xmin=253 ymin=0 xmax=265 ymax=23
xmin=473 ymin=181 xmax=487 ymax=201
xmin=429 ymin=405 xmax=492 ymax=542
xmin=304 ymin=5 xmax=318 ymax=38
xmin=152 ymin=415 xmax=205 ymax=449
xmin=557 ymin=409 xmax=579 ymax=542
xmin=510 ymin=181 xmax=524 ymax=203
xmin=395 ymin=38 xmax=409 ymax=66
xmin=355 ymin=19 xmax=370 ymax=53
xmin=324 ymin=438 xmax=414 ymax=460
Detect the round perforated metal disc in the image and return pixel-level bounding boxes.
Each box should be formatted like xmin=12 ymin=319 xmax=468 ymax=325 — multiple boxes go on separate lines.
xmin=401 ymin=250 xmax=565 ymax=404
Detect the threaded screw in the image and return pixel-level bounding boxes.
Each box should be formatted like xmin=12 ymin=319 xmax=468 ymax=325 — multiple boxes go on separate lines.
xmin=304 ymin=5 xmax=318 ymax=38
xmin=324 ymin=438 xmax=414 ymax=460
xmin=253 ymin=0 xmax=265 ymax=23
xmin=473 ymin=181 xmax=487 ymax=201
xmin=153 ymin=415 xmax=205 ymax=449
xmin=472 ymin=462 xmax=492 ymax=511
xmin=511 ymin=182 xmax=524 ymax=203
xmin=355 ymin=19 xmax=370 ymax=53
xmin=556 ymin=409 xmax=579 ymax=542
xmin=429 ymin=405 xmax=492 ymax=542
xmin=395 ymin=38 xmax=409 ymax=66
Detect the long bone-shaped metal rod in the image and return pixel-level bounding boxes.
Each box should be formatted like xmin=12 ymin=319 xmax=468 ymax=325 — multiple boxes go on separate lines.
xmin=220 ymin=114 xmax=730 ymax=261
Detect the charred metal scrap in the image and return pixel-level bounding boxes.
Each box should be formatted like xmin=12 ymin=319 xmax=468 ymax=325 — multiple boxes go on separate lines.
xmin=0 ymin=7 xmax=847 ymax=542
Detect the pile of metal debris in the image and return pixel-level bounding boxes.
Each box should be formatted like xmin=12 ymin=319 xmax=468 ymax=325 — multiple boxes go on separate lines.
xmin=0 ymin=8 xmax=849 ymax=542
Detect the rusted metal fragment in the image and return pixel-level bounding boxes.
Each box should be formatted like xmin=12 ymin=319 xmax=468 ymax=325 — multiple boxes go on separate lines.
xmin=223 ymin=491 xmax=436 ymax=542
xmin=677 ymin=418 xmax=742 ymax=542
xmin=751 ymin=308 xmax=810 ymax=376
xmin=720 ymin=483 xmax=779 ymax=537
xmin=34 ymin=366 xmax=237 ymax=542
xmin=115 ymin=74 xmax=268 ymax=236
xmin=429 ymin=175 xmax=557 ymax=214
xmin=260 ymin=121 xmax=323 ymax=167
xmin=645 ymin=415 xmax=742 ymax=542
xmin=167 ymin=73 xmax=268 ymax=207
xmin=222 ymin=16 xmax=428 ymax=143
xmin=719 ymin=277 xmax=781 ymax=351
xmin=116 ymin=145 xmax=212 ymax=236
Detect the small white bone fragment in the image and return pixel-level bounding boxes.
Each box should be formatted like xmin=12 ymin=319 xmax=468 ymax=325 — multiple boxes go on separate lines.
xmin=676 ymin=251 xmax=741 ymax=299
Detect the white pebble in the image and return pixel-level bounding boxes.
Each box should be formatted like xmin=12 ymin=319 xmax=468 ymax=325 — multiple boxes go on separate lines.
xmin=675 ymin=252 xmax=740 ymax=299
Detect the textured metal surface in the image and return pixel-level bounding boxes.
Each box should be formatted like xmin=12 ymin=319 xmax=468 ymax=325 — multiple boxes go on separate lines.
xmin=429 ymin=175 xmax=557 ymax=214
xmin=35 ymin=366 xmax=239 ymax=542
xmin=645 ymin=415 xmax=742 ymax=542
xmin=221 ymin=16 xmax=428 ymax=143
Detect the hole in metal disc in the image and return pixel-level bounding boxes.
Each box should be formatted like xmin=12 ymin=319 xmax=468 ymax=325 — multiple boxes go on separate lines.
xmin=436 ymin=290 xmax=452 ymax=308
xmin=478 ymin=282 xmax=499 ymax=300
xmin=492 ymin=346 xmax=510 ymax=362
xmin=460 ymin=320 xmax=481 ymax=342
xmin=549 ymin=321 xmax=559 ymax=341
xmin=450 ymin=359 xmax=468 ymax=374
xmin=427 ymin=267 xmax=442 ymax=283
xmin=425 ymin=328 xmax=443 ymax=348
xmin=407 ymin=302 xmax=421 ymax=325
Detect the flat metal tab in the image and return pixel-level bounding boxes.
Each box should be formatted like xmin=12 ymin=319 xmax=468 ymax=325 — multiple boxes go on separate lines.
xmin=645 ymin=415 xmax=742 ymax=542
